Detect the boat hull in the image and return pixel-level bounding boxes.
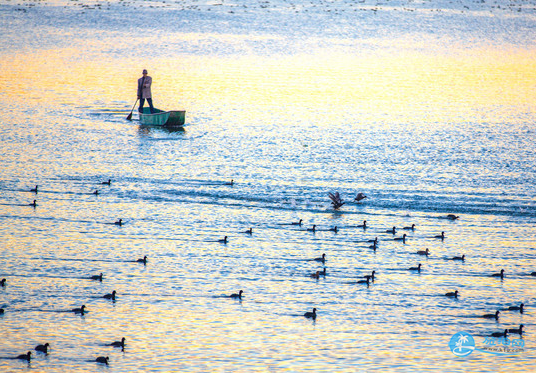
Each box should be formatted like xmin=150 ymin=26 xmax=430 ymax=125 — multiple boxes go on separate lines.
xmin=139 ymin=108 xmax=186 ymax=127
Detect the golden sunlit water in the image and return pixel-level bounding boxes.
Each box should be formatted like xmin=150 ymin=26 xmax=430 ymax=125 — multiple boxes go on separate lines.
xmin=1 ymin=0 xmax=536 ymax=371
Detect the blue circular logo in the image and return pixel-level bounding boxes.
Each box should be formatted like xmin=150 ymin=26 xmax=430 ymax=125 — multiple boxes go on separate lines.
xmin=449 ymin=331 xmax=475 ymax=357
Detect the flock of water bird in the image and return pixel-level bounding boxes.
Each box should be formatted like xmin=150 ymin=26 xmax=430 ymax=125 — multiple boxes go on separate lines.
xmin=2 ymin=272 xmax=127 ymax=365
xmin=13 ymin=0 xmax=532 ymax=17
xmin=2 ymin=179 xmax=533 ymax=367
xmin=219 ymin=189 xmax=530 ymax=337
xmin=1 ymin=179 xmax=136 ymax=366
xmin=2 ymin=266 xmax=131 ymax=366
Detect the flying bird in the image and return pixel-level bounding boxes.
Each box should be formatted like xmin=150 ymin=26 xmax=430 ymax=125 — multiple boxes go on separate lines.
xmin=328 ymin=192 xmax=345 ymax=209
xmin=354 ymin=193 xmax=367 ymax=202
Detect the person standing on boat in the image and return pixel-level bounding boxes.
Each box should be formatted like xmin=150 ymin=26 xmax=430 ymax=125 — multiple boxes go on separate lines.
xmin=138 ymin=69 xmax=154 ymax=114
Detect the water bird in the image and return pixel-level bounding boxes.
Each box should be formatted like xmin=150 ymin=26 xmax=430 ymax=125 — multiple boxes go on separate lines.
xmin=482 ymin=310 xmax=500 ymax=320
xmin=307 ymin=225 xmax=316 ymax=233
xmin=451 ymin=255 xmax=465 ymax=261
xmin=354 ymin=193 xmax=367 ymax=202
xmin=508 ymin=324 xmax=524 ymax=335
xmin=310 ymin=268 xmax=327 ymax=278
xmin=35 ymin=343 xmax=49 ymax=354
xmin=445 ymin=290 xmax=458 ymax=298
xmin=103 ymin=290 xmax=116 ymax=300
xmin=0 ymin=308 xmax=4 ymax=315
xmin=225 ymin=179 xmax=234 ymax=186
xmin=491 ymin=329 xmax=508 ymax=338
xmin=369 ymin=241 xmax=377 ymax=251
xmin=417 ymin=248 xmax=430 ymax=256
xmin=29 ymin=200 xmax=37 ymax=207
xmin=394 ymin=234 xmax=406 ymax=243
xmin=96 ymin=356 xmax=109 ymax=365
xmin=435 ymin=232 xmax=445 ymax=240
xmin=1 ymin=278 xmax=5 ymax=287
xmin=356 ymin=220 xmax=367 ymax=229
xmin=243 ymin=228 xmax=253 ymax=235
xmin=230 ymin=290 xmax=243 ymax=299
xmin=363 ymin=270 xmax=376 ymax=282
xmin=136 ymin=256 xmax=148 ymax=264
xmin=409 ymin=263 xmax=421 ymax=272
xmin=531 ymin=272 xmax=536 ymax=277
xmin=310 ymin=267 xmax=326 ymax=279
xmin=491 ymin=269 xmax=504 ymax=279
xmin=313 ymin=253 xmax=326 ymax=263
xmin=72 ymin=305 xmax=86 ymax=314
xmin=110 ymin=337 xmax=126 ymax=348
xmin=101 ymin=179 xmax=111 ymax=185
xmin=93 ymin=190 xmax=99 ymax=195
xmin=30 ymin=185 xmax=38 ymax=193
xmin=507 ymin=303 xmax=524 ymax=313
xmin=402 ymin=224 xmax=415 ymax=230
xmin=329 ymin=226 xmax=338 ymax=233
xmin=90 ymin=273 xmax=103 ymax=281
xmin=368 ymin=237 xmax=378 ymax=244
xmin=218 ymin=236 xmax=228 ymax=244
xmin=328 ymin=192 xmax=345 ymax=209
xmin=304 ymin=308 xmax=317 ymax=319
xmin=15 ymin=351 xmax=31 ymax=361
xmin=114 ymin=219 xmax=122 ymax=226
xmin=291 ymin=219 xmax=303 ymax=226
xmin=446 ymin=214 xmax=459 ymax=220
xmin=385 ymin=226 xmax=396 ymax=234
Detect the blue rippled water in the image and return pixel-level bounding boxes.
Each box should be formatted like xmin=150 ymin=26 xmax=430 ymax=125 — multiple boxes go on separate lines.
xmin=1 ymin=0 xmax=535 ymax=371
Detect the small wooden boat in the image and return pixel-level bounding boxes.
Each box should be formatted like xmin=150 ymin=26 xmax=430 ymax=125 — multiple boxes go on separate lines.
xmin=139 ymin=107 xmax=186 ymax=127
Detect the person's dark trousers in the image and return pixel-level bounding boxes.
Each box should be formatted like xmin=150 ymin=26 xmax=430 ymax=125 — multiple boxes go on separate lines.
xmin=139 ymin=98 xmax=155 ymax=113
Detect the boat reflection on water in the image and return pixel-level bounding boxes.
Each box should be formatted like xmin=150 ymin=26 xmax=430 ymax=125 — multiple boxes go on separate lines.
xmin=137 ymin=124 xmax=186 ymax=136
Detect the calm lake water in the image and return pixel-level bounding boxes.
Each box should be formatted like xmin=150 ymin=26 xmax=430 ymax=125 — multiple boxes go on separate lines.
xmin=1 ymin=0 xmax=535 ymax=371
